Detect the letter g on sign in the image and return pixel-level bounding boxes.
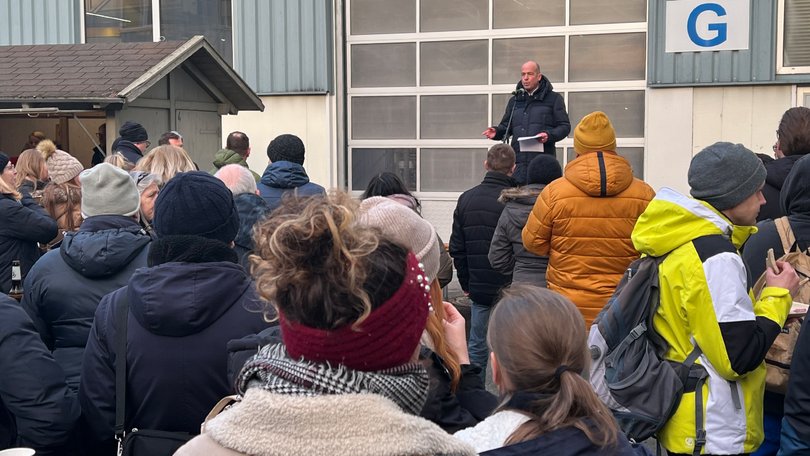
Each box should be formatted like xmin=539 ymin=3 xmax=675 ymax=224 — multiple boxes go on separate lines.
xmin=687 ymin=3 xmax=728 ymax=47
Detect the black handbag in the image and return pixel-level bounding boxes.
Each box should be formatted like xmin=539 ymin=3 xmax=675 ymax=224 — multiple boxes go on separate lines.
xmin=114 ymin=298 xmax=192 ymax=455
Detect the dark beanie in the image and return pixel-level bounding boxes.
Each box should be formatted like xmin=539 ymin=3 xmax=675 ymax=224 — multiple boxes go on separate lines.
xmin=153 ymin=171 xmax=239 ymax=243
xmin=266 ymin=134 xmax=305 ymax=165
xmin=527 ymin=154 xmax=563 ymax=185
xmin=688 ymin=142 xmax=766 ymax=211
xmin=0 ymin=152 xmax=8 ymax=172
xmin=119 ymin=121 xmax=148 ymax=143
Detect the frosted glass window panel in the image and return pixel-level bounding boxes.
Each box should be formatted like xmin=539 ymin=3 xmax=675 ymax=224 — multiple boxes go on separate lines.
xmin=421 ymin=95 xmax=488 ymax=139
xmin=784 ymin=0 xmax=810 ymax=67
xmin=351 ymin=148 xmax=417 ymax=190
xmin=567 ymin=91 xmax=644 ymax=138
xmin=351 ymin=97 xmax=417 ymax=139
xmin=493 ymin=37 xmax=565 ymax=85
xmin=421 ymin=148 xmax=488 ymax=191
xmin=421 ymin=0 xmax=488 ymax=32
xmin=566 ymin=147 xmax=644 ymax=179
xmin=160 ymin=0 xmax=232 ymax=63
xmin=569 ymin=33 xmax=646 ymax=82
xmin=350 ymin=0 xmax=415 ymax=35
xmin=491 ymin=93 xmax=512 ymax=126
xmin=493 ymin=0 xmax=565 ymax=28
xmin=420 ymin=40 xmax=488 ymax=86
xmin=351 ymin=43 xmax=416 ymax=88
xmin=570 ymin=0 xmax=646 ymax=25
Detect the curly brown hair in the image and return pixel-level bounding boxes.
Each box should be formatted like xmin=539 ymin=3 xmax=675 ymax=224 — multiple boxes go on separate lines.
xmin=250 ymin=191 xmax=407 ymax=329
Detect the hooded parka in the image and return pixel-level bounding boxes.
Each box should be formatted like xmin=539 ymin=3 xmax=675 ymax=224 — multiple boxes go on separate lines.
xmin=21 ymin=216 xmax=150 ymax=393
xmin=632 ymin=188 xmax=791 ymax=455
xmin=521 ymin=151 xmax=654 ymax=325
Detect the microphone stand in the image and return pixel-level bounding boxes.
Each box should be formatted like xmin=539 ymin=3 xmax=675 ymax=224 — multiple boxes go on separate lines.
xmin=502 ymin=88 xmax=523 ymax=144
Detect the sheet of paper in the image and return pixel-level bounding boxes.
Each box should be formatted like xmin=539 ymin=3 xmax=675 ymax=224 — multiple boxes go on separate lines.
xmin=517 ymin=135 xmax=543 ymax=152
xmin=790 ymin=302 xmax=808 ymax=317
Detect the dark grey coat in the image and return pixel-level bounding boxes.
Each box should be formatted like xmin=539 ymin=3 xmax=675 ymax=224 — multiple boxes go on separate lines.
xmin=488 ymin=184 xmax=549 ymax=286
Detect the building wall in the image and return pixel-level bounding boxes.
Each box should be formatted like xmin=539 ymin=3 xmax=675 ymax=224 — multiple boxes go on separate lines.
xmin=645 ymin=84 xmax=793 ymax=194
xmin=0 ymin=0 xmax=80 ymax=45
xmin=225 ymin=94 xmax=336 ymax=189
xmin=232 ymin=0 xmax=333 ymax=94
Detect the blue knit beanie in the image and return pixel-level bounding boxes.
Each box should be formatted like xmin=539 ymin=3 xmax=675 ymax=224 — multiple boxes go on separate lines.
xmin=153 ymin=171 xmax=239 ymax=243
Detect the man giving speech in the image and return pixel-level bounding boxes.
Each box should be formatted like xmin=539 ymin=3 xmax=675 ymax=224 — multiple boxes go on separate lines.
xmin=483 ymin=61 xmax=570 ymax=185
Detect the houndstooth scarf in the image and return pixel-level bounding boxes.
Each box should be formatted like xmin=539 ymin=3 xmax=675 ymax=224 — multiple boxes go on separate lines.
xmin=236 ymin=343 xmax=430 ymax=416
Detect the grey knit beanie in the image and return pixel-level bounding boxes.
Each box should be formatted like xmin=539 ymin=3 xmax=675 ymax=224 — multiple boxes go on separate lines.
xmin=80 ymin=163 xmax=140 ymax=218
xmin=688 ymin=142 xmax=766 ymax=211
xmin=358 ymin=196 xmax=440 ymax=281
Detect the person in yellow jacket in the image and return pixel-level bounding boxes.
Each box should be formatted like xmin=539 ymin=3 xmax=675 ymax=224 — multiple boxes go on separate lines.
xmin=631 ymin=142 xmax=799 ymax=456
xmin=522 ymin=111 xmax=654 ymax=326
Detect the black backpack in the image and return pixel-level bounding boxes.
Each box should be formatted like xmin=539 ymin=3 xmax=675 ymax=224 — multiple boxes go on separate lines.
xmin=588 ymin=254 xmax=708 ymax=455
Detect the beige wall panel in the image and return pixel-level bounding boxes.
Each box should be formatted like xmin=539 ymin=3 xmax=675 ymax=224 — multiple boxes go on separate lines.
xmin=645 ymin=87 xmax=694 ymax=194
xmin=693 ymin=86 xmax=792 ymax=155
xmin=224 ymin=95 xmax=335 ymax=189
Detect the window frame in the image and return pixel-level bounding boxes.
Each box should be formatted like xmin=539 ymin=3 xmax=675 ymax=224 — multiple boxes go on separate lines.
xmin=345 ymin=0 xmax=648 ymax=194
xmin=777 ymin=0 xmax=810 ymax=74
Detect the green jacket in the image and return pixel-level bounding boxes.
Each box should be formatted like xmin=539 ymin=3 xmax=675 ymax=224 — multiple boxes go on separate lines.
xmin=632 ymin=188 xmax=791 ymax=455
xmin=210 ymin=149 xmax=260 ymax=182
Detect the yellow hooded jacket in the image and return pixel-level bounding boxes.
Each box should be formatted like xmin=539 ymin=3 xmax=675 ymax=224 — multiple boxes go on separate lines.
xmin=631 ymin=188 xmax=791 ymax=455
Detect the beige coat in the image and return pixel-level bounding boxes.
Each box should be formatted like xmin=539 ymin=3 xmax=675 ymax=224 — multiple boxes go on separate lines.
xmin=175 ymin=388 xmax=476 ymax=456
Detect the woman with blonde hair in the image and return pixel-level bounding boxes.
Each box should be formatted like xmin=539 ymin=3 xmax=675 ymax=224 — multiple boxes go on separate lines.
xmin=0 ymin=152 xmax=57 ymax=293
xmin=454 ymin=284 xmax=648 ymax=455
xmin=15 ymin=148 xmax=49 ymax=200
xmin=134 ymin=145 xmax=196 ymax=185
xmin=176 ymin=192 xmax=475 ymax=456
xmin=103 ymin=152 xmax=135 ymax=171
xmin=38 ymin=140 xmax=84 ymax=248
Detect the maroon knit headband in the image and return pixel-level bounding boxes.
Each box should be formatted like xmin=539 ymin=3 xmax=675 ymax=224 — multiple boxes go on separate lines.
xmin=280 ymin=252 xmax=430 ymax=372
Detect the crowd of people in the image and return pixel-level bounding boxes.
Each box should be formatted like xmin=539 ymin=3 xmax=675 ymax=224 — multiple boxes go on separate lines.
xmin=1 ymin=99 xmax=810 ymax=456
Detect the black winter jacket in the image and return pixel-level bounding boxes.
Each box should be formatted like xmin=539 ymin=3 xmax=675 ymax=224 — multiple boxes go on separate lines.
xmin=0 ymin=193 xmax=57 ymax=293
xmin=488 ymin=184 xmax=549 ymax=286
xmin=449 ymin=171 xmax=516 ymax=306
xmin=257 ymin=161 xmax=325 ymax=211
xmin=480 ymin=425 xmax=649 ymax=456
xmin=492 ymin=77 xmax=570 ymax=184
xmin=21 ymin=216 xmax=150 ymax=393
xmin=419 ymin=347 xmax=498 ymax=433
xmin=757 ymin=154 xmax=803 ymax=222
xmin=113 ymin=140 xmax=144 ymax=165
xmin=0 ymin=294 xmax=79 ymax=455
xmin=746 ymin=154 xmax=810 ymax=441
xmin=78 ymin=239 xmax=271 ymax=455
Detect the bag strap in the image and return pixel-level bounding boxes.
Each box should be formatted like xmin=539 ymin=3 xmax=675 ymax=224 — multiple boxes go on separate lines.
xmin=114 ymin=293 xmax=129 ymax=442
xmin=775 ymin=216 xmax=798 ymax=253
xmin=682 ymin=346 xmax=708 ymax=456
xmin=201 ymin=395 xmax=241 ymax=433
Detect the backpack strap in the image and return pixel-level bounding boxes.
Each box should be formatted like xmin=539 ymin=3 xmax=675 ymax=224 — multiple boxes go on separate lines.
xmin=774 ymin=216 xmax=798 ymax=253
xmin=682 ymin=346 xmax=708 ymax=456
xmin=114 ymin=293 xmax=129 ymax=447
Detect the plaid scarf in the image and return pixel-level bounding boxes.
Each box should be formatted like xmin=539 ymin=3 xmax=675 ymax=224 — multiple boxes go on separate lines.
xmin=237 ymin=343 xmax=429 ymax=416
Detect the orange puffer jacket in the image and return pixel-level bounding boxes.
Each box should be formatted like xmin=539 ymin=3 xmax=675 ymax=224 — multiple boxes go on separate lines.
xmin=521 ymin=151 xmax=654 ymax=326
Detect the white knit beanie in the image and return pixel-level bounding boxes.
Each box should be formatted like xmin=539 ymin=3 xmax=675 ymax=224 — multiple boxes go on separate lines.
xmin=80 ymin=163 xmax=140 ymax=218
xmin=358 ymin=196 xmax=440 ymax=281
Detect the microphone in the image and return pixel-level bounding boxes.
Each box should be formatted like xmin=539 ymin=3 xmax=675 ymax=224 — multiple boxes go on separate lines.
xmin=511 ymin=88 xmax=525 ymax=96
